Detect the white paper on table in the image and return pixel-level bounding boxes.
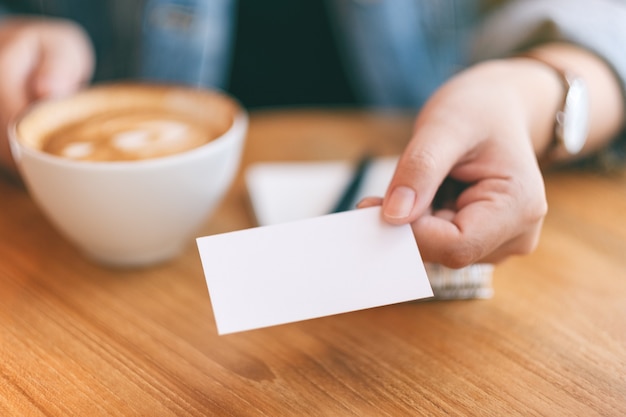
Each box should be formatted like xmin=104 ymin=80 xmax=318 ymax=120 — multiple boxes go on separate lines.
xmin=196 ymin=206 xmax=433 ymax=335
xmin=245 ymin=157 xmax=399 ymax=226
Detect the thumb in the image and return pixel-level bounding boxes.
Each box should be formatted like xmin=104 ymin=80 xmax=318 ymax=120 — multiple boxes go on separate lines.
xmin=382 ymin=120 xmax=470 ymax=224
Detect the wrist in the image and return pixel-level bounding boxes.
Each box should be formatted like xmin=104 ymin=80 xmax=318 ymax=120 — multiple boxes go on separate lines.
xmin=515 ymin=55 xmax=590 ymax=165
xmin=511 ymin=43 xmax=625 ymax=167
xmin=506 ymin=57 xmax=569 ymax=162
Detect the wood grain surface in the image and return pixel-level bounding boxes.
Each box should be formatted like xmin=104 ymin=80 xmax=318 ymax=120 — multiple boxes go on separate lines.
xmin=1 ymin=109 xmax=625 ymax=416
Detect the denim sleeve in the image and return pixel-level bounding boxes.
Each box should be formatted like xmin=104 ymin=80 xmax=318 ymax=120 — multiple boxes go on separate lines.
xmin=326 ymin=0 xmax=481 ymax=108
xmin=139 ymin=0 xmax=236 ymax=90
xmin=471 ymin=0 xmax=626 ymax=111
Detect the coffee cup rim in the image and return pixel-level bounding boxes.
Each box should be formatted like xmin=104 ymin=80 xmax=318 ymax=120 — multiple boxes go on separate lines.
xmin=9 ymin=111 xmax=248 ymax=172
xmin=8 ymin=82 xmax=248 ymax=171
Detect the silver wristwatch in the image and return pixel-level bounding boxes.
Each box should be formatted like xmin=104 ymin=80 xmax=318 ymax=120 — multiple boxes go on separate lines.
xmin=525 ymin=55 xmax=590 ymax=161
xmin=554 ymin=70 xmax=590 ymax=156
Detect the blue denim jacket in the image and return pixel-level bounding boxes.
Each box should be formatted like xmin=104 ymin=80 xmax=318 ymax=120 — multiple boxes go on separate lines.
xmin=0 ymin=0 xmax=236 ymax=90
xmin=3 ymin=0 xmax=624 ymax=164
xmin=2 ymin=0 xmax=626 ymax=110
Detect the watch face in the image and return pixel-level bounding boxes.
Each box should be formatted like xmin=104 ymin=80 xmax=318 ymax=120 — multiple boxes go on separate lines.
xmin=560 ymin=76 xmax=589 ymax=154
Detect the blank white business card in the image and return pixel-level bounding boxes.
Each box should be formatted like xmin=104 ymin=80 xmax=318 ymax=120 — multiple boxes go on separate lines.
xmin=196 ymin=206 xmax=433 ymax=335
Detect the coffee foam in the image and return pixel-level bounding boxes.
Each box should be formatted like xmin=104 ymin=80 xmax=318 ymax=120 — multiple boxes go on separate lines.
xmin=42 ymin=110 xmax=217 ymax=161
xmin=17 ymin=83 xmax=237 ymax=162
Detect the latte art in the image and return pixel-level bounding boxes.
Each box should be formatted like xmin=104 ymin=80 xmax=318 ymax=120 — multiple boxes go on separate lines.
xmin=41 ymin=110 xmax=217 ymax=162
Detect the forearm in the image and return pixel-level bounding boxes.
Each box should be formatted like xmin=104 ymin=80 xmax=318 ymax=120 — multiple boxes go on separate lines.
xmin=471 ymin=0 xmax=626 ymax=167
xmin=465 ymin=43 xmax=624 ymax=169
xmin=517 ymin=43 xmax=624 ymax=164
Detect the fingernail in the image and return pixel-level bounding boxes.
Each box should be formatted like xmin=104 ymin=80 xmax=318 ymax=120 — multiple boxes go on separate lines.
xmin=384 ymin=186 xmax=416 ymax=219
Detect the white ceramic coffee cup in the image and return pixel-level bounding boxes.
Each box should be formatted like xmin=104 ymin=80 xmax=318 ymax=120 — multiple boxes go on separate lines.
xmin=9 ymin=82 xmax=248 ymax=267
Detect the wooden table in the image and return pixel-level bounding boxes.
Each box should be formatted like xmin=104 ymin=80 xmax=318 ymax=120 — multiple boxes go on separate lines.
xmin=1 ymin=109 xmax=625 ymax=416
